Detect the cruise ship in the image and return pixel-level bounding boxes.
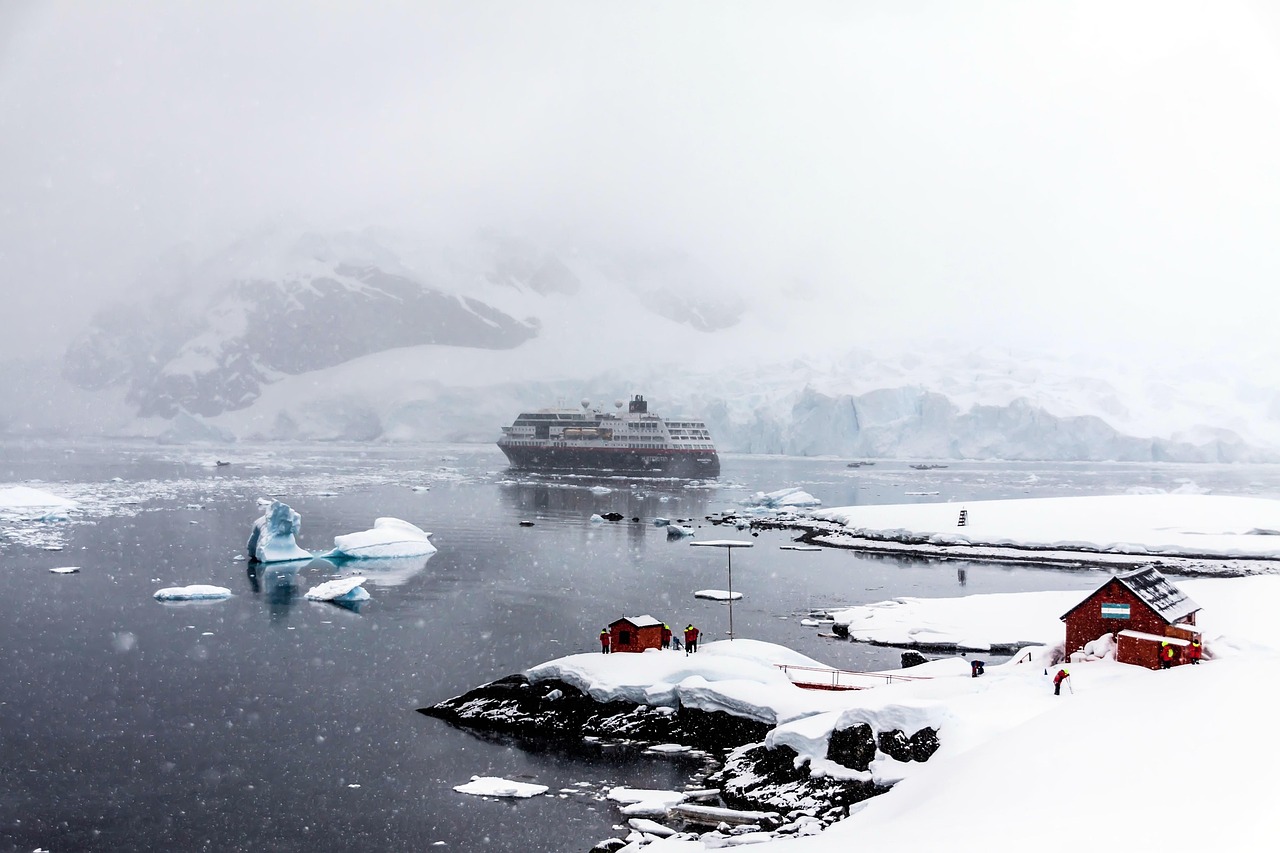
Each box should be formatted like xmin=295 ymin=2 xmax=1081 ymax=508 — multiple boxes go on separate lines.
xmin=497 ymin=395 xmax=721 ymax=477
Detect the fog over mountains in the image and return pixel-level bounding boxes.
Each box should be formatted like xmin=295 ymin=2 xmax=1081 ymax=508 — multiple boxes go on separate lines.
xmin=3 ymin=227 xmax=1275 ymax=463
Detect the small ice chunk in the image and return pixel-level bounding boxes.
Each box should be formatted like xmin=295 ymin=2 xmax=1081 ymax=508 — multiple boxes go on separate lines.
xmin=590 ymin=514 xmax=605 ymax=524
xmin=246 ymin=500 xmax=312 ymax=563
xmin=694 ymin=589 xmax=742 ymax=601
xmin=50 ymin=566 xmax=81 ymax=574
xmin=627 ymin=818 xmax=676 ymax=837
xmin=590 ymin=486 xmax=612 ymax=495
xmin=453 ymin=776 xmax=548 ymax=798
xmin=326 ymin=517 xmax=437 ymax=560
xmin=666 ymin=525 xmax=694 ymax=539
xmin=304 ymin=577 xmax=370 ymax=601
xmin=154 ymin=585 xmax=232 ymax=601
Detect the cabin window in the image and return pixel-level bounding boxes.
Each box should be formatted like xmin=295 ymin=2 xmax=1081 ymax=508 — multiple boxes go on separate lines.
xmin=619 ymin=631 xmax=631 ymax=645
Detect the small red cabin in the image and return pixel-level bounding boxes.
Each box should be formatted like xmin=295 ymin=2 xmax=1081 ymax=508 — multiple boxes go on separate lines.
xmin=608 ymin=615 xmax=664 ymax=653
xmin=1060 ymin=566 xmax=1200 ymax=669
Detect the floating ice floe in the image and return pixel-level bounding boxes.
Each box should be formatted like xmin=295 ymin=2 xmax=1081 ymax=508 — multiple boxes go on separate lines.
xmin=694 ymin=589 xmax=742 ymax=601
xmin=590 ymin=486 xmax=612 ymax=495
xmin=741 ymin=487 xmax=822 ymax=508
xmin=453 ymin=776 xmax=548 ymax=798
xmin=323 ymin=517 xmax=438 ymax=560
xmin=590 ymin=513 xmax=606 ymax=524
xmin=304 ymin=576 xmax=370 ymax=602
xmin=50 ymin=566 xmax=81 ymax=574
xmin=154 ymin=585 xmax=233 ymax=601
xmin=0 ymin=486 xmax=77 ymax=516
xmin=666 ymin=524 xmax=695 ymax=539
xmin=780 ymin=544 xmax=822 ymax=551
xmin=246 ymin=500 xmax=313 ymax=563
xmin=652 ymin=517 xmax=671 ymax=527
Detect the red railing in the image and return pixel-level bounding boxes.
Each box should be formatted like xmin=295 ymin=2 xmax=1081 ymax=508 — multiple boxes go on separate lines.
xmin=775 ymin=663 xmax=931 ymax=691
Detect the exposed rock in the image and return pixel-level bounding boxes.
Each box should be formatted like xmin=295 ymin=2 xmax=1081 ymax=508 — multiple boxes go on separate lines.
xmin=877 ymin=728 xmax=940 ymax=763
xmin=900 ymin=650 xmax=929 ymax=668
xmin=713 ymin=743 xmax=882 ymax=816
xmin=420 ymin=674 xmax=770 ymax=752
xmin=825 ymin=723 xmax=876 ymax=771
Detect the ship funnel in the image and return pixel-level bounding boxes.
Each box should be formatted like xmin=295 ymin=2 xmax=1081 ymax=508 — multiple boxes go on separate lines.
xmin=615 ymin=399 xmax=624 ymax=409
xmin=581 ymin=398 xmax=590 ymax=410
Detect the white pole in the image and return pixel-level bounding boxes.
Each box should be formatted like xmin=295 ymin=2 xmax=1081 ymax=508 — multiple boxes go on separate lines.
xmin=727 ymin=546 xmax=734 ymax=640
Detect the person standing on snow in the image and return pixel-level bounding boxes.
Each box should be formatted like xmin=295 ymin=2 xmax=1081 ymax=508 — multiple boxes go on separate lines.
xmin=661 ymin=623 xmax=672 ymax=649
xmin=599 ymin=629 xmax=610 ymax=654
xmin=1187 ymin=638 xmax=1202 ymax=664
xmin=684 ymin=624 xmax=699 ymax=655
xmin=1160 ymin=641 xmax=1179 ymax=669
xmin=1053 ymin=668 xmax=1070 ymax=695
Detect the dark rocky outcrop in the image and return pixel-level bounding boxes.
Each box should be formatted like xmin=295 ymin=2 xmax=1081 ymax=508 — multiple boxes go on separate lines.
xmin=826 ymin=723 xmax=876 ymax=771
xmin=714 ymin=743 xmax=883 ymax=816
xmin=877 ymin=728 xmax=941 ymax=763
xmin=420 ymin=675 xmax=770 ymax=753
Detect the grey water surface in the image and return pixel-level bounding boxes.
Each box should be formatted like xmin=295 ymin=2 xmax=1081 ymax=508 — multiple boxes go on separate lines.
xmin=4 ymin=442 xmax=1280 ymax=852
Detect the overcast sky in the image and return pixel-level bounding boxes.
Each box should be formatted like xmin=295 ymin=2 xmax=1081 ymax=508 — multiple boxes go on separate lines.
xmin=2 ymin=0 xmax=1279 ymax=366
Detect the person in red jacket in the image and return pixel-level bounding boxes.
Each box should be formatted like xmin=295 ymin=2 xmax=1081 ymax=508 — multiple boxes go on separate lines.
xmin=599 ymin=629 xmax=610 ymax=654
xmin=661 ymin=623 xmax=672 ymax=649
xmin=1159 ymin=641 xmax=1179 ymax=669
xmin=1187 ymin=638 xmax=1202 ymax=664
xmin=1053 ymin=668 xmax=1070 ymax=695
xmin=684 ymin=624 xmax=700 ymax=655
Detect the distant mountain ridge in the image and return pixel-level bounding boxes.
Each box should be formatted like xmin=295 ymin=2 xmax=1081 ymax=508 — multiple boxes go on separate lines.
xmin=60 ymin=228 xmax=742 ymax=419
xmin=22 ymin=227 xmax=1280 ymax=462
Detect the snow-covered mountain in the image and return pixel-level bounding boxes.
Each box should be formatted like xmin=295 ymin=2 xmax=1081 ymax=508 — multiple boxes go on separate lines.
xmin=20 ymin=227 xmax=1280 ymax=461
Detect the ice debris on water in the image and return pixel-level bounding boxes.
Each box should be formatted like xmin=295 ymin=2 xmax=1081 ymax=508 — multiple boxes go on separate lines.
xmin=741 ymin=487 xmax=822 ymax=508
xmin=246 ymin=500 xmax=313 ymax=563
xmin=304 ymin=576 xmax=370 ymax=602
xmin=453 ymin=776 xmax=549 ymax=798
xmin=323 ymin=517 xmax=438 ymax=560
xmin=50 ymin=566 xmax=81 ymax=574
xmin=154 ymin=585 xmax=233 ymax=601
xmin=590 ymin=514 xmax=605 ymax=524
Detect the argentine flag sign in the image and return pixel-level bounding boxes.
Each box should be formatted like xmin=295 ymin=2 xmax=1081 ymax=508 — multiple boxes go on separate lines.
xmin=1100 ymin=602 xmax=1130 ymax=619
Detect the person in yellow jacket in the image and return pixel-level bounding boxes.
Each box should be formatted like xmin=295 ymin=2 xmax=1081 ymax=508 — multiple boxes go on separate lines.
xmin=1159 ymin=640 xmax=1179 ymax=669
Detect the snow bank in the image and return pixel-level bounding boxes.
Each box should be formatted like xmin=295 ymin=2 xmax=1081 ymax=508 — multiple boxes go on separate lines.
xmin=814 ymin=494 xmax=1280 ymax=558
xmin=324 ymin=517 xmax=437 ymax=560
xmin=154 ymin=585 xmax=232 ymax=601
xmin=245 ymin=500 xmax=313 ymax=563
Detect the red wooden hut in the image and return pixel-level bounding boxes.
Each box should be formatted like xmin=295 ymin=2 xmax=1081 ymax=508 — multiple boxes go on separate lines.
xmin=1060 ymin=566 xmax=1200 ymax=669
xmin=608 ymin=615 xmax=665 ymax=653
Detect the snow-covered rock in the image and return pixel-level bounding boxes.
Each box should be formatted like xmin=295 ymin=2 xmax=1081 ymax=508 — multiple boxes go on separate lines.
xmin=245 ymin=500 xmax=313 ymax=563
xmin=324 ymin=517 xmax=437 ymax=560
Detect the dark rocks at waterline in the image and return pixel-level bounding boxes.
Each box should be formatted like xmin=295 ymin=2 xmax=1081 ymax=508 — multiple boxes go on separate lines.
xmin=713 ymin=743 xmax=884 ymax=816
xmin=419 ymin=674 xmax=770 ymax=752
xmin=826 ymin=723 xmax=877 ymax=771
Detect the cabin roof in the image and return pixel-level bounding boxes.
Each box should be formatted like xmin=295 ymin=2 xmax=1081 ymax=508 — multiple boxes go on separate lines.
xmin=610 ymin=615 xmax=662 ymax=629
xmin=1061 ymin=565 xmax=1200 ymax=624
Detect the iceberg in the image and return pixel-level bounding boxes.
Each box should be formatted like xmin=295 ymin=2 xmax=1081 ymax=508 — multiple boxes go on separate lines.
xmin=742 ymin=487 xmax=822 ymax=508
xmin=0 ymin=486 xmax=77 ymax=514
xmin=304 ymin=576 xmax=370 ymax=601
xmin=324 ymin=517 xmax=437 ymax=560
xmin=154 ymin=585 xmax=232 ymax=601
xmin=666 ymin=524 xmax=695 ymax=539
xmin=246 ymin=500 xmax=313 ymax=563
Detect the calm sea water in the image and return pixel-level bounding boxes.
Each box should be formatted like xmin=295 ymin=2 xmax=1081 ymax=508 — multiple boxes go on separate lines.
xmin=5 ymin=441 xmax=1280 ymax=852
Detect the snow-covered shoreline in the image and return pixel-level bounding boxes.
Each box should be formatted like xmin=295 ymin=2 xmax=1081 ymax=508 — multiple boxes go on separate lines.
xmin=432 ymin=570 xmax=1279 ymax=851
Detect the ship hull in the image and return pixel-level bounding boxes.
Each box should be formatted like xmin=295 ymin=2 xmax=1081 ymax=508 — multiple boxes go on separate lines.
xmin=498 ymin=444 xmax=720 ymax=478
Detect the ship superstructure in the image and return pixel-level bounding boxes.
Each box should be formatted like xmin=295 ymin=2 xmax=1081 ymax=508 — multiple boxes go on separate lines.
xmin=497 ymin=395 xmax=720 ymax=477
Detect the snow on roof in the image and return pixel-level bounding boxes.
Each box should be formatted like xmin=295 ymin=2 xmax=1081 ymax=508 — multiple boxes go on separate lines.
xmin=611 ymin=614 xmax=662 ymax=628
xmin=1114 ymin=565 xmax=1200 ymax=624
